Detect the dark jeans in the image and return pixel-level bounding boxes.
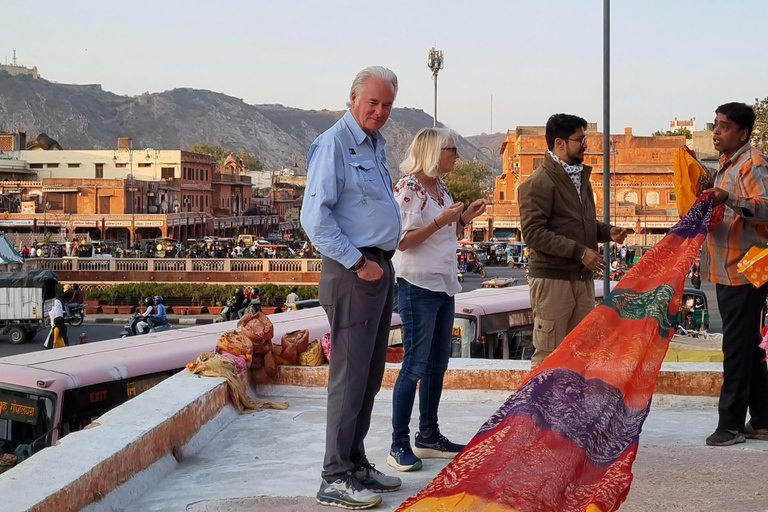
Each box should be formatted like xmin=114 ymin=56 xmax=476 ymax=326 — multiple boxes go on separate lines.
xmin=391 ymin=279 xmax=454 ymax=447
xmin=319 ymin=252 xmax=394 ymax=481
xmin=716 ymin=283 xmax=768 ymax=432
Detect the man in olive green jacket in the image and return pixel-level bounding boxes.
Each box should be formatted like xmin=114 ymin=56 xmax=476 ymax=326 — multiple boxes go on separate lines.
xmin=519 ymin=114 xmax=627 ymax=368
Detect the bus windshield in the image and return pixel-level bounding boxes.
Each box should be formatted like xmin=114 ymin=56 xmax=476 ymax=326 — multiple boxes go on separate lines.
xmin=0 ymin=387 xmax=55 ymax=466
xmin=451 ymin=315 xmax=477 ymax=358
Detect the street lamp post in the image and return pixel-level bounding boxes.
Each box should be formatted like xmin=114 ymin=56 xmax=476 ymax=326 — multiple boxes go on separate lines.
xmin=610 ymin=137 xmax=618 ymax=220
xmin=43 ymin=200 xmax=51 ymax=237
xmin=427 ymin=48 xmax=444 ymax=127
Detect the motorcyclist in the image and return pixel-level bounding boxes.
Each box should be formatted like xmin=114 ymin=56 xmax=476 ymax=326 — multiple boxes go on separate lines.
xmin=232 ymin=287 xmax=250 ymax=320
xmin=136 ymin=296 xmax=157 ymax=334
xmin=66 ymin=283 xmax=85 ymax=317
xmin=153 ymin=296 xmax=168 ymax=326
xmin=249 ymin=288 xmax=262 ymax=313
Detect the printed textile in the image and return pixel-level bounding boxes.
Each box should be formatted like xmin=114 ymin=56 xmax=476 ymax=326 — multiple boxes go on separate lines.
xmin=397 ymin=195 xmax=721 ymax=512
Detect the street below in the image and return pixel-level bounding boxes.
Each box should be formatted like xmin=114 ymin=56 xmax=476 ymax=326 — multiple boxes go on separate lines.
xmin=0 ymin=265 xmax=721 ymax=359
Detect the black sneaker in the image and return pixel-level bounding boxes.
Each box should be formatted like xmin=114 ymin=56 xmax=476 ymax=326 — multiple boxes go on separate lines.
xmin=745 ymin=421 xmax=768 ymax=441
xmin=413 ymin=432 xmax=466 ymax=459
xmin=355 ymin=462 xmax=402 ymax=493
xmin=317 ymin=474 xmax=382 ymax=509
xmin=706 ymin=429 xmax=745 ymax=446
xmin=387 ymin=444 xmax=423 ymax=472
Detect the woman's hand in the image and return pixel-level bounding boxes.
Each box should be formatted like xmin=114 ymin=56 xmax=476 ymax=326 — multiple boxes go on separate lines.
xmin=436 ymin=203 xmax=464 ymax=227
xmin=463 ymin=199 xmax=487 ymax=221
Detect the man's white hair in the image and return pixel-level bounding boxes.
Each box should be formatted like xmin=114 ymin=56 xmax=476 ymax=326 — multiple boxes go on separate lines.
xmin=349 ymin=66 xmax=398 ymax=103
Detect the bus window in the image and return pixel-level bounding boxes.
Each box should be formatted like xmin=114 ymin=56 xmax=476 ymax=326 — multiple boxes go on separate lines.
xmin=61 ymin=371 xmax=176 ymax=438
xmin=452 ymin=315 xmax=477 ymax=358
xmin=508 ymin=326 xmax=534 ymax=360
xmin=388 ymin=326 xmax=403 ymax=347
xmin=0 ymin=387 xmax=55 ymax=465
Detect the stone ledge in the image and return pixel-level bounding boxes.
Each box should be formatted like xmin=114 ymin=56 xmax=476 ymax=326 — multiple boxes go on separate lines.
xmin=1 ymin=372 xmax=231 ymax=512
xmin=254 ymin=361 xmax=724 ymax=397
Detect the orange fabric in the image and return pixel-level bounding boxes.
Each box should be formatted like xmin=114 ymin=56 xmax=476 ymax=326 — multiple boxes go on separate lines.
xmin=397 ymin=195 xmax=720 ymax=512
xmin=672 ymin=147 xmax=707 ymax=217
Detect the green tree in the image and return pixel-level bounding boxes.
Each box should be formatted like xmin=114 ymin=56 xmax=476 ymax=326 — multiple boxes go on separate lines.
xmin=236 ymin=150 xmax=264 ymax=171
xmin=443 ymin=159 xmax=492 ymax=207
xmin=189 ymin=143 xmax=229 ymax=165
xmin=652 ymin=127 xmax=692 ymax=139
xmin=752 ymin=97 xmax=768 ymax=152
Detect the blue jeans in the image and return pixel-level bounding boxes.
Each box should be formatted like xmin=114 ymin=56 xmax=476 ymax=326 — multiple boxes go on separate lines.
xmin=391 ymin=279 xmax=454 ymax=447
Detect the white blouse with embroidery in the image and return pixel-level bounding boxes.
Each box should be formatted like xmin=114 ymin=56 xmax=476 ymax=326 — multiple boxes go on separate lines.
xmin=391 ymin=174 xmax=461 ymax=296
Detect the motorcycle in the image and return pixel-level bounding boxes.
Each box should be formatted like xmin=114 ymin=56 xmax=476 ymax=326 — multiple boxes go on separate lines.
xmin=218 ymin=299 xmax=250 ymax=323
xmin=63 ymin=304 xmax=85 ymax=327
xmin=119 ymin=312 xmax=172 ymax=338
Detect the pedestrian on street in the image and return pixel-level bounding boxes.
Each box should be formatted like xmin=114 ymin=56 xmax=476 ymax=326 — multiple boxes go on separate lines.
xmin=701 ymin=102 xmax=768 ymax=447
xmin=519 ymin=114 xmax=627 ymax=369
xmin=387 ymin=128 xmax=486 ymax=473
xmin=301 ymin=65 xmax=402 ymax=510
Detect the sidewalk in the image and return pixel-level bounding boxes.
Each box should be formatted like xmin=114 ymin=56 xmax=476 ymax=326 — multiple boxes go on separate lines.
xmin=84 ymin=313 xmax=218 ymax=325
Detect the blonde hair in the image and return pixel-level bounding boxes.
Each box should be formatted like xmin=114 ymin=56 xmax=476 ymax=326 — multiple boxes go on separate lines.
xmin=399 ymin=127 xmax=455 ymax=178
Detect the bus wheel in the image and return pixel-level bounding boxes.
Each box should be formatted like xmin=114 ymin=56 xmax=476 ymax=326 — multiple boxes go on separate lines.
xmin=8 ymin=327 xmax=26 ymax=344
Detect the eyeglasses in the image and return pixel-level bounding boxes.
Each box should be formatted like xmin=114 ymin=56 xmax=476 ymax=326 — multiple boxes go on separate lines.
xmin=567 ymin=137 xmax=588 ymax=147
xmin=442 ymin=147 xmax=458 ymax=154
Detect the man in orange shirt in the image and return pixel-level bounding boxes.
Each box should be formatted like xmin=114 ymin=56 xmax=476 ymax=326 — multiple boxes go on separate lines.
xmin=702 ymin=102 xmax=768 ymax=446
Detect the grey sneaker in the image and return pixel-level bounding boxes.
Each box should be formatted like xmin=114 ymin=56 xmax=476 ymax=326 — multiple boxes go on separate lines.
xmin=745 ymin=421 xmax=768 ymax=441
xmin=706 ymin=429 xmax=745 ymax=446
xmin=317 ymin=475 xmax=382 ymax=509
xmin=355 ymin=462 xmax=402 ymax=493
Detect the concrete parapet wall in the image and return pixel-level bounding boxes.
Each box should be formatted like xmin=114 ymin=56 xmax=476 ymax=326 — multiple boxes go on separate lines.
xmin=254 ymin=360 xmax=723 ymax=397
xmin=1 ymin=360 xmax=724 ymax=512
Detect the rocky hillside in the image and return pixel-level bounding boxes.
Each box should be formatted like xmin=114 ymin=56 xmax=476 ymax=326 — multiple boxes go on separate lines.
xmin=0 ymin=72 xmax=491 ymax=173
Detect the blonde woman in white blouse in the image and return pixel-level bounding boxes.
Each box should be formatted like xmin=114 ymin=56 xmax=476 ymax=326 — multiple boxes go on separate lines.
xmin=387 ymin=128 xmax=486 ymax=472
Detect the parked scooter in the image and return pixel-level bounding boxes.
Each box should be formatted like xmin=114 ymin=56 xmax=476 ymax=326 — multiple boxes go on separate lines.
xmin=63 ymin=304 xmax=85 ymax=327
xmin=119 ymin=312 xmax=172 ymax=338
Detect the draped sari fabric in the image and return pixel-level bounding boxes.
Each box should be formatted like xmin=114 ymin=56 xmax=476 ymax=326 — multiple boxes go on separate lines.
xmin=397 ymin=195 xmax=722 ymax=512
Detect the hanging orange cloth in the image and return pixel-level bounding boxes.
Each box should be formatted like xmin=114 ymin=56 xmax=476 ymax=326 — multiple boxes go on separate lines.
xmin=673 ymin=147 xmax=710 ymax=217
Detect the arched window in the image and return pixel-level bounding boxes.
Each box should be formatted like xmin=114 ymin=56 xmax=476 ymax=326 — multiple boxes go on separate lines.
xmin=624 ymin=191 xmax=638 ymax=204
xmin=646 ymin=191 xmax=660 ymax=207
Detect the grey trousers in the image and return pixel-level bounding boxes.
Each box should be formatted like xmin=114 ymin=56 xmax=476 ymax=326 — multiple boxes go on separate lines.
xmin=319 ymin=252 xmax=394 ymax=481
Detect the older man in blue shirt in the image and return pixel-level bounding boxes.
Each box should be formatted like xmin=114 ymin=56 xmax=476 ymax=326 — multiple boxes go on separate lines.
xmin=302 ymin=66 xmax=402 ymax=510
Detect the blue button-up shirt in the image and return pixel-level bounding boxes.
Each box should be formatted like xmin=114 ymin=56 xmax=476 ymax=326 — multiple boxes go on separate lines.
xmin=301 ymin=110 xmax=401 ymax=268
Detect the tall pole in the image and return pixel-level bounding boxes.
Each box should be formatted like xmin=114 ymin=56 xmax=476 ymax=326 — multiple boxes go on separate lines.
xmin=427 ymin=48 xmax=444 ymax=128
xmin=602 ymin=0 xmax=611 ymax=299
xmin=130 ymin=141 xmax=135 ymax=249
xmin=433 ymin=73 xmax=438 ymax=128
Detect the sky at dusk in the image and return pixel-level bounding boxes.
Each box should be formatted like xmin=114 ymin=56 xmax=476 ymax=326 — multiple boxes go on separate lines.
xmin=3 ymin=0 xmax=765 ymax=137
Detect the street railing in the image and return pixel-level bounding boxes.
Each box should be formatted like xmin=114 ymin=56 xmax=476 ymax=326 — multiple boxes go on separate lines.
xmin=25 ymin=257 xmax=323 ymax=273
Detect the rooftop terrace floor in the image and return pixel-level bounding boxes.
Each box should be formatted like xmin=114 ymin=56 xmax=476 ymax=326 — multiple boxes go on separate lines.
xmin=125 ymin=389 xmax=768 ymax=512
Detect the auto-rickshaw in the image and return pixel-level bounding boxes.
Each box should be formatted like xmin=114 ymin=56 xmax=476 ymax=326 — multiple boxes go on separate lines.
xmin=676 ymin=288 xmax=709 ymax=331
xmin=506 ymin=242 xmax=528 ymax=268
xmin=628 ymin=245 xmax=653 ymax=267
xmin=141 ymin=238 xmax=179 ymax=258
xmin=457 ymin=247 xmax=487 ymax=278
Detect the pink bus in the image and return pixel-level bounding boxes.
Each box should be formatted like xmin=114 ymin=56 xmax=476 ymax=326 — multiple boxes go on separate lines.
xmin=0 ymin=308 xmax=332 ymax=466
xmin=0 ymin=284 xmax=611 ymax=466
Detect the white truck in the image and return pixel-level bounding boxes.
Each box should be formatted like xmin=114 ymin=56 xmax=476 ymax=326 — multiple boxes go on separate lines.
xmin=0 ymin=270 xmax=59 ymax=344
